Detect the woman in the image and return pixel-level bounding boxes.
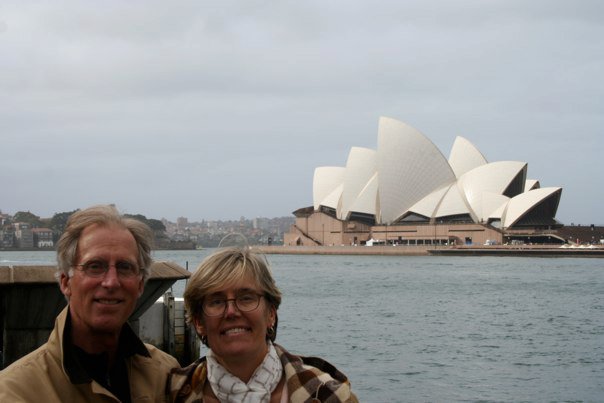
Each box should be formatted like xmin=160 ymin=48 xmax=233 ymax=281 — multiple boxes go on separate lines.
xmin=168 ymin=247 xmax=357 ymax=403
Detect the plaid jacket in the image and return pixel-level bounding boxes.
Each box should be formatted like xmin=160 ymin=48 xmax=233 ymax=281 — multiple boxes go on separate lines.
xmin=168 ymin=344 xmax=358 ymax=402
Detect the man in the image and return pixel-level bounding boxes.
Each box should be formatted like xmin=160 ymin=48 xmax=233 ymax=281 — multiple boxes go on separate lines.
xmin=0 ymin=205 xmax=179 ymax=402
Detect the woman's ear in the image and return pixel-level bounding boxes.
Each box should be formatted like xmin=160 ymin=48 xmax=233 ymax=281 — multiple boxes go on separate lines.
xmin=193 ymin=316 xmax=205 ymax=337
xmin=269 ymin=306 xmax=276 ymax=326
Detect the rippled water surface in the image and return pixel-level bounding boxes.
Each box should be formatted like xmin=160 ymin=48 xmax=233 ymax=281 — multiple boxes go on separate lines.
xmin=2 ymin=250 xmax=603 ymax=402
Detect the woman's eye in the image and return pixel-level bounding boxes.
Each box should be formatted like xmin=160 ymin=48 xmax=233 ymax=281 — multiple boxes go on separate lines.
xmin=208 ymin=299 xmax=224 ymax=307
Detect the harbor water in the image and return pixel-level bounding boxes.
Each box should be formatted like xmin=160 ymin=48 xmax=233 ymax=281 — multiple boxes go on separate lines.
xmin=2 ymin=250 xmax=603 ymax=402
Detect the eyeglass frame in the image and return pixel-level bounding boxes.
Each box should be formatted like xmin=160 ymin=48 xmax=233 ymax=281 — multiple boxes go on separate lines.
xmin=72 ymin=260 xmax=142 ymax=278
xmin=201 ymin=292 xmax=265 ymax=317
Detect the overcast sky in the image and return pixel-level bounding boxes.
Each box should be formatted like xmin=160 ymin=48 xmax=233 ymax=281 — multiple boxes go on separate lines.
xmin=1 ymin=1 xmax=602 ymax=225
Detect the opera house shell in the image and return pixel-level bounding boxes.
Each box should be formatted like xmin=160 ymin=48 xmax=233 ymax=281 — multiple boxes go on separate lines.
xmin=285 ymin=117 xmax=563 ymax=247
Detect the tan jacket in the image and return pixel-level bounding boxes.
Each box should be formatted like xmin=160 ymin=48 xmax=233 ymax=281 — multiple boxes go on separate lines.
xmin=0 ymin=306 xmax=179 ymax=402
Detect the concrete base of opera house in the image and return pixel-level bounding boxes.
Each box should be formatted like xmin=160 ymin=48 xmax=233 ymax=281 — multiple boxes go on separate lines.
xmin=256 ymin=244 xmax=604 ymax=257
xmin=282 ymin=210 xmax=572 ymax=249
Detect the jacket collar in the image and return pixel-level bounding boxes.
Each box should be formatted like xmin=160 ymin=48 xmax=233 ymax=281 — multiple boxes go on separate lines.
xmin=51 ymin=306 xmax=150 ymax=384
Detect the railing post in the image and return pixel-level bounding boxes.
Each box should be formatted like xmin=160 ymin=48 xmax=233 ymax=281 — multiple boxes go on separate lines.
xmin=163 ymin=292 xmax=175 ymax=357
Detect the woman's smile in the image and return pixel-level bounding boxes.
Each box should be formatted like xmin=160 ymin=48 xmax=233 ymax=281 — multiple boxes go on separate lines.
xmin=221 ymin=326 xmax=252 ymax=336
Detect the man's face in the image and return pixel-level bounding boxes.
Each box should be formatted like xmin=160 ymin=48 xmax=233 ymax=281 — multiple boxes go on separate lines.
xmin=60 ymin=224 xmax=144 ymax=339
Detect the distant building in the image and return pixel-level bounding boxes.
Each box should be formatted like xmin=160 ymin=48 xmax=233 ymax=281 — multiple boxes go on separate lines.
xmin=177 ymin=217 xmax=188 ymax=230
xmin=285 ymin=117 xmax=564 ymax=246
xmin=1 ymin=226 xmax=15 ymax=248
xmin=14 ymin=223 xmax=34 ymax=248
xmin=254 ymin=217 xmax=271 ymax=231
xmin=32 ymin=228 xmax=54 ymax=248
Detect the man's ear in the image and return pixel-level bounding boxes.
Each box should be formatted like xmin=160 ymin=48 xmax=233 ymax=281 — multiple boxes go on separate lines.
xmin=137 ymin=277 xmax=144 ymax=298
xmin=59 ymin=272 xmax=71 ymax=298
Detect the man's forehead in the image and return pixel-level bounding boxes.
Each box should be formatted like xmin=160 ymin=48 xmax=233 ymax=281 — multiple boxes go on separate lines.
xmin=76 ymin=223 xmax=137 ymax=255
xmin=81 ymin=222 xmax=126 ymax=234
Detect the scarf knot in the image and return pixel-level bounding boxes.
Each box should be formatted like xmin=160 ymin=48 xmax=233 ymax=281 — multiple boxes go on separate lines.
xmin=206 ymin=342 xmax=283 ymax=403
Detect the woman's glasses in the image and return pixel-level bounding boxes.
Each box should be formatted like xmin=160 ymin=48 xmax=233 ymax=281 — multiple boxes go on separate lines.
xmin=202 ymin=292 xmax=264 ymax=316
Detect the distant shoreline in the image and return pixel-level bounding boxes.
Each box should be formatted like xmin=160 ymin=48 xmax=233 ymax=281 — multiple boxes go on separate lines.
xmin=256 ymin=244 xmax=604 ymax=258
xmin=0 ymin=246 xmax=197 ymax=252
xmin=3 ymin=245 xmax=603 ymax=258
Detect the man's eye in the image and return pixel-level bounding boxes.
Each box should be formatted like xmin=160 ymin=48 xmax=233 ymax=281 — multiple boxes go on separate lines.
xmin=86 ymin=261 xmax=105 ymax=271
xmin=116 ymin=261 xmax=134 ymax=271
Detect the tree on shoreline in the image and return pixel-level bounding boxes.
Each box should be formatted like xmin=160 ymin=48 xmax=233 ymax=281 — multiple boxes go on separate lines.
xmin=49 ymin=210 xmax=78 ymax=234
xmin=13 ymin=211 xmax=43 ymax=227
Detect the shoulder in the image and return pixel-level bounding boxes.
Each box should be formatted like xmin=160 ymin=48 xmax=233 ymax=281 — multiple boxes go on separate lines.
xmin=1 ymin=342 xmax=56 ymax=377
xmin=276 ymin=344 xmax=347 ymax=380
xmin=275 ymin=344 xmax=357 ymax=403
xmin=0 ymin=343 xmax=64 ymax=400
xmin=167 ymin=357 xmax=208 ymax=402
xmin=144 ymin=343 xmax=180 ymax=368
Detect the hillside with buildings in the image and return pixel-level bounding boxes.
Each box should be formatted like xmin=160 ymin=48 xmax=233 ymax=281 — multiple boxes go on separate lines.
xmin=0 ymin=209 xmax=294 ymax=250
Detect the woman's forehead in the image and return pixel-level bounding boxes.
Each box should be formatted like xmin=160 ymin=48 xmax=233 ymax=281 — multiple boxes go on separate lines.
xmin=207 ymin=273 xmax=261 ymax=295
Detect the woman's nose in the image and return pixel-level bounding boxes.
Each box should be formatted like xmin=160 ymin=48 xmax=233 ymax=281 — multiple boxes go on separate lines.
xmin=224 ymin=300 xmax=241 ymax=316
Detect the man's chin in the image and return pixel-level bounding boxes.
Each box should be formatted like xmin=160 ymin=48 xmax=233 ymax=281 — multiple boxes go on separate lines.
xmin=89 ymin=316 xmax=128 ymax=333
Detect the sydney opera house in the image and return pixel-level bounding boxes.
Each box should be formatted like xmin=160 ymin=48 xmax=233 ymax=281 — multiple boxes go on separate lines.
xmin=284 ymin=117 xmax=564 ymax=247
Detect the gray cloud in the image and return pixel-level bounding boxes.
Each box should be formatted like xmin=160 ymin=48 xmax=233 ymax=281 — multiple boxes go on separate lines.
xmin=1 ymin=0 xmax=602 ymax=224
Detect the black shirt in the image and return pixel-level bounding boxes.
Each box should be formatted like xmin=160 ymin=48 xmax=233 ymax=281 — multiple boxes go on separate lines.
xmin=62 ymin=312 xmax=151 ymax=403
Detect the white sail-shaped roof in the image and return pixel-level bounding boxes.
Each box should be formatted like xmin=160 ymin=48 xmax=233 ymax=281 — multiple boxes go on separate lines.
xmin=502 ymin=187 xmax=562 ymax=228
xmin=435 ymin=184 xmax=472 ymax=218
xmin=377 ymin=117 xmax=456 ymax=224
xmin=407 ymin=185 xmax=449 ymax=219
xmin=346 ymin=172 xmax=379 ymax=218
xmin=489 ymin=202 xmax=507 ymax=221
xmin=308 ymin=116 xmax=562 ymax=229
xmin=448 ymin=136 xmax=488 ymax=178
xmin=458 ymin=161 xmax=526 ymax=216
xmin=473 ymin=192 xmax=510 ymax=222
xmin=525 ymin=179 xmax=540 ymax=191
xmin=339 ymin=147 xmax=377 ymax=219
xmin=320 ymin=183 xmax=344 ymax=211
xmin=313 ymin=167 xmax=345 ymax=210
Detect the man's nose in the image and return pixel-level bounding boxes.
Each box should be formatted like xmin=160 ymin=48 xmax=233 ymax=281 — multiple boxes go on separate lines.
xmin=101 ymin=266 xmax=121 ymax=287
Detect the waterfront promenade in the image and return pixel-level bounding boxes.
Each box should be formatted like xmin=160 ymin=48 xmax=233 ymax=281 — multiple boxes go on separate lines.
xmin=257 ymin=244 xmax=604 ymax=257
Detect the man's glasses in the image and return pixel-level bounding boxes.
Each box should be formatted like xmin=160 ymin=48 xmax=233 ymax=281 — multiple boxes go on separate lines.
xmin=202 ymin=292 xmax=264 ymax=317
xmin=73 ymin=260 xmax=141 ymax=278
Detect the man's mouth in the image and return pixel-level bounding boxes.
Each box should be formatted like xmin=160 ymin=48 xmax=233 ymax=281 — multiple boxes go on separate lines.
xmin=95 ymin=299 xmax=121 ymax=305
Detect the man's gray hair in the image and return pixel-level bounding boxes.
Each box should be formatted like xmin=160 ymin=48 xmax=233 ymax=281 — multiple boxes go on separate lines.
xmin=56 ymin=205 xmax=154 ymax=281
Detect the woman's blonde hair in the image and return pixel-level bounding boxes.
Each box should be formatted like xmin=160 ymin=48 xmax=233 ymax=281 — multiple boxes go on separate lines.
xmin=184 ymin=247 xmax=282 ymax=342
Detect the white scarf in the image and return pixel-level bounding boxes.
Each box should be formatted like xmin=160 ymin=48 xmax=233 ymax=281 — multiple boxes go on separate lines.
xmin=206 ymin=342 xmax=283 ymax=403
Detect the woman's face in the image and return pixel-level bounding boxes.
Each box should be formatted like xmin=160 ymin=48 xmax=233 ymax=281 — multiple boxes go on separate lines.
xmin=194 ymin=274 xmax=275 ymax=369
